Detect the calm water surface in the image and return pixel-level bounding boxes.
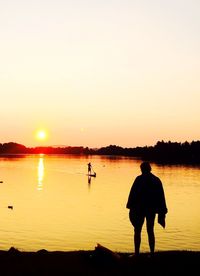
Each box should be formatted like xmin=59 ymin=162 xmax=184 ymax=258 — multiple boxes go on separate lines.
xmin=0 ymin=154 xmax=199 ymax=252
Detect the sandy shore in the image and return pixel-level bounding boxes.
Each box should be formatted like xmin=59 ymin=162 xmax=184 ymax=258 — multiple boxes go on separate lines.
xmin=1 ymin=247 xmax=199 ymax=276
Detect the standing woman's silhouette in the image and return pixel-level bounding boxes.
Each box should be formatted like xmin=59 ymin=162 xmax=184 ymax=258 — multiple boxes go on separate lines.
xmin=126 ymin=162 xmax=167 ymax=256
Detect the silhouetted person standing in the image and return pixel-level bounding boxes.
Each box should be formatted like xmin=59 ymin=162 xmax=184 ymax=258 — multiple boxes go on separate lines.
xmin=126 ymin=162 xmax=167 ymax=256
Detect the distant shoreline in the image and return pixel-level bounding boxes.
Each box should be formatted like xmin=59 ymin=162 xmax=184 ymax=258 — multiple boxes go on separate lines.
xmin=1 ymin=140 xmax=200 ymax=164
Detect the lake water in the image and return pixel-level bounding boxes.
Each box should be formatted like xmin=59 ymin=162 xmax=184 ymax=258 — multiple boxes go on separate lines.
xmin=0 ymin=154 xmax=199 ymax=253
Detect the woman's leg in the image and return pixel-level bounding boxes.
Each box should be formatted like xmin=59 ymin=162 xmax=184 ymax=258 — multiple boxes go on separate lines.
xmin=129 ymin=210 xmax=145 ymax=256
xmin=146 ymin=213 xmax=156 ymax=255
xmin=134 ymin=225 xmax=143 ymax=256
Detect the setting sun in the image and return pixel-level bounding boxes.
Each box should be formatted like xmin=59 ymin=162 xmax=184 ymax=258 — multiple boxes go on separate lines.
xmin=36 ymin=130 xmax=47 ymax=141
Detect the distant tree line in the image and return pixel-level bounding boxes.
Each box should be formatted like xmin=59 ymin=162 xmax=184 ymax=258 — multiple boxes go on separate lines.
xmin=94 ymin=141 xmax=200 ymax=164
xmin=0 ymin=142 xmax=89 ymax=155
xmin=0 ymin=141 xmax=200 ymax=164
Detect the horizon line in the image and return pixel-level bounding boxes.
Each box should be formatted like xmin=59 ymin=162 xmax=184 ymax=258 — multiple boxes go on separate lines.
xmin=1 ymin=140 xmax=200 ymax=150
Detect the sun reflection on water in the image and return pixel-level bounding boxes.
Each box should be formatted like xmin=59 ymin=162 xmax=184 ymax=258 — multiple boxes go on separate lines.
xmin=37 ymin=155 xmax=44 ymax=191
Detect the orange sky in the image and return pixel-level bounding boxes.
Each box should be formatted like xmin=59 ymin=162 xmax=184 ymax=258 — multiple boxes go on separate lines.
xmin=1 ymin=0 xmax=200 ymax=147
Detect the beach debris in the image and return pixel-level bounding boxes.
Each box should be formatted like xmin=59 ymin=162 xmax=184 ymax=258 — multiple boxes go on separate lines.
xmin=94 ymin=243 xmax=121 ymax=262
xmin=0 ymin=181 xmax=3 ymax=183
xmin=8 ymin=247 xmax=21 ymax=255
xmin=8 ymin=206 xmax=13 ymax=210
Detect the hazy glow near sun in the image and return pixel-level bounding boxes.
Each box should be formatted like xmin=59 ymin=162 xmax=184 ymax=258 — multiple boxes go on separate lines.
xmin=36 ymin=130 xmax=47 ymax=141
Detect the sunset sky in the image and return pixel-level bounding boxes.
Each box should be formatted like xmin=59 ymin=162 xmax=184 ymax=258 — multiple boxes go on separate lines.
xmin=1 ymin=0 xmax=200 ymax=148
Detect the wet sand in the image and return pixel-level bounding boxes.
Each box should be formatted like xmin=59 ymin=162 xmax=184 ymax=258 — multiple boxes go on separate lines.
xmin=1 ymin=247 xmax=200 ymax=275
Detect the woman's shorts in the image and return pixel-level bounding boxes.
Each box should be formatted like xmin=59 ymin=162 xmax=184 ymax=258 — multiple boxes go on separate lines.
xmin=129 ymin=210 xmax=156 ymax=229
